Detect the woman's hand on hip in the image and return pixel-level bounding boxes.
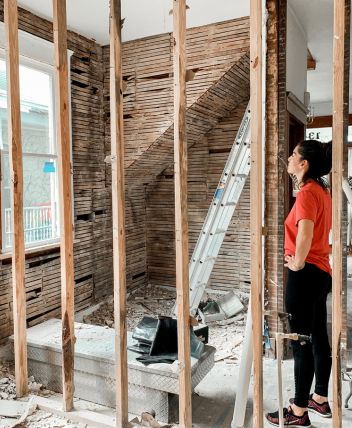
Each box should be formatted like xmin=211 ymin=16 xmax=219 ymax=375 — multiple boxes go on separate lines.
xmin=284 ymin=255 xmax=305 ymax=271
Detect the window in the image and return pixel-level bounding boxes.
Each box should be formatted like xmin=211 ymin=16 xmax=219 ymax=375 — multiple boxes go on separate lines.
xmin=0 ymin=23 xmax=73 ymax=254
xmin=0 ymin=57 xmax=60 ymax=251
xmin=306 ymin=126 xmax=352 ymax=143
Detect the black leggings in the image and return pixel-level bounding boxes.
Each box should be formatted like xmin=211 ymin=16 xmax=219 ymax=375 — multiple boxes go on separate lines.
xmin=285 ymin=262 xmax=332 ymax=408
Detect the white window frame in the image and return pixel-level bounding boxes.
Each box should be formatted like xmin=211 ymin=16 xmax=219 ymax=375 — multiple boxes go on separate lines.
xmin=0 ymin=23 xmax=73 ymax=253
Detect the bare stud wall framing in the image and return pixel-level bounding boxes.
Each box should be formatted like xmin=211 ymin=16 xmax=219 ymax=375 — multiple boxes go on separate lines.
xmin=0 ymin=10 xmax=253 ymax=342
xmin=0 ymin=2 xmax=109 ymax=341
xmin=102 ymin=18 xmax=251 ymax=291
xmin=3 ymin=0 xmax=28 ymax=396
xmin=250 ymin=0 xmax=264 ymax=425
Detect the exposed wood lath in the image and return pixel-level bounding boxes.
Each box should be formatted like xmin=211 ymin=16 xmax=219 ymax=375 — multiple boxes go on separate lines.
xmin=103 ymin=18 xmax=251 ymax=293
xmin=146 ymin=102 xmax=250 ymax=291
xmin=125 ymin=53 xmax=250 ymax=187
xmin=103 ymin=18 xmax=250 ymax=179
xmin=0 ymin=10 xmax=251 ymax=342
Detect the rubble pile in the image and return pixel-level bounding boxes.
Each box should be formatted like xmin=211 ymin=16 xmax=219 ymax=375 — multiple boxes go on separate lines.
xmin=83 ymin=286 xmax=176 ymax=331
xmin=0 ymin=287 xmax=249 ymax=427
xmin=24 ymin=411 xmax=86 ymax=428
xmin=83 ymin=287 xmax=249 ymax=365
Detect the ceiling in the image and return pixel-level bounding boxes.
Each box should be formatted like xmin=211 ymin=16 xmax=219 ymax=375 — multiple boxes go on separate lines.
xmin=289 ymin=0 xmax=352 ymax=108
xmin=17 ymin=0 xmax=249 ymax=45
xmin=17 ymin=0 xmax=351 ymax=109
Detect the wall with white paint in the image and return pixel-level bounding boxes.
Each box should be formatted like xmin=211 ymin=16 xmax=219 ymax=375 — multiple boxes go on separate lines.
xmin=311 ymin=99 xmax=352 ymax=116
xmin=286 ymin=5 xmax=308 ymax=104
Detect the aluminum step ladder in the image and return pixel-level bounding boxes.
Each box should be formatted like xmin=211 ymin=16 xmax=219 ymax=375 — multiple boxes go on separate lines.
xmin=185 ymin=104 xmax=251 ymax=317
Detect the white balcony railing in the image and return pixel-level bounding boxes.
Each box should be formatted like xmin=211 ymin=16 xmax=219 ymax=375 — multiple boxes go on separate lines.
xmin=4 ymin=205 xmax=53 ymax=247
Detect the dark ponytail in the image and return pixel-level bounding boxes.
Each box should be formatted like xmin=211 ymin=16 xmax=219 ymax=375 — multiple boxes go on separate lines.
xmin=297 ymin=139 xmax=332 ymax=189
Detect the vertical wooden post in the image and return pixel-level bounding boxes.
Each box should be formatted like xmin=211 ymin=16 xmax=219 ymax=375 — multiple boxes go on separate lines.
xmin=4 ymin=0 xmax=28 ymax=398
xmin=250 ymin=0 xmax=263 ymax=427
xmin=110 ymin=1 xmax=128 ymax=426
xmin=173 ymin=1 xmax=192 ymax=427
xmin=332 ymin=1 xmax=350 ymax=427
xmin=52 ymin=0 xmax=75 ymax=412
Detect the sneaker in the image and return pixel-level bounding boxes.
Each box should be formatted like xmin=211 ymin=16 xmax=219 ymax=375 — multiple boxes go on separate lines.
xmin=289 ymin=394 xmax=332 ymax=418
xmin=266 ymin=407 xmax=312 ymax=427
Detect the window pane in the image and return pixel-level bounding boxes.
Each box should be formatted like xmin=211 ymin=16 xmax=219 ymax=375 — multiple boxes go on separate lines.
xmin=2 ymin=154 xmax=59 ymax=249
xmin=306 ymin=126 xmax=352 ymax=143
xmin=0 ymin=57 xmax=59 ymax=251
xmin=0 ymin=59 xmax=54 ymax=154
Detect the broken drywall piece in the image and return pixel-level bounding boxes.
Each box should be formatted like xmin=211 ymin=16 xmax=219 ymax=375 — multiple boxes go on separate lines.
xmin=0 ymin=398 xmax=37 ymax=428
xmin=0 ymin=401 xmax=28 ymax=418
xmin=217 ymin=291 xmax=244 ymax=319
xmin=199 ymin=291 xmax=244 ymax=323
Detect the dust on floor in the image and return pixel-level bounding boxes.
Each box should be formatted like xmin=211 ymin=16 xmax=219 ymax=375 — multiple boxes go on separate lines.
xmin=82 ymin=286 xmax=249 ymax=364
xmin=0 ymin=286 xmax=248 ymax=427
xmin=0 ymin=361 xmax=84 ymax=428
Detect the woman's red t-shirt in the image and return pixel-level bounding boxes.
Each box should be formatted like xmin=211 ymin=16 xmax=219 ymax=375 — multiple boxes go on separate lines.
xmin=284 ymin=180 xmax=332 ymax=275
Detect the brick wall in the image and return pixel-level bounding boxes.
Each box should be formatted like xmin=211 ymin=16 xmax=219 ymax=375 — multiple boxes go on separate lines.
xmin=264 ymin=0 xmax=288 ymax=353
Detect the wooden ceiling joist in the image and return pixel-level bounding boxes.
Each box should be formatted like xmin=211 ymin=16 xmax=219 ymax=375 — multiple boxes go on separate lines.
xmin=4 ymin=0 xmax=28 ymax=398
xmin=52 ymin=0 xmax=75 ymax=412
xmin=307 ymin=49 xmax=316 ymax=71
xmin=110 ymin=0 xmax=129 ymax=426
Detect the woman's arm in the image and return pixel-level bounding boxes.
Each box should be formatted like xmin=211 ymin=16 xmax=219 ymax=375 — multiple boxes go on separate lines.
xmin=285 ymin=219 xmax=314 ymax=271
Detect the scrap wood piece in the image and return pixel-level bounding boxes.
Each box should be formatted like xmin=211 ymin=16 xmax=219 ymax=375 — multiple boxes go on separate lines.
xmin=137 ymin=302 xmax=154 ymax=314
xmin=214 ymin=349 xmax=233 ymax=362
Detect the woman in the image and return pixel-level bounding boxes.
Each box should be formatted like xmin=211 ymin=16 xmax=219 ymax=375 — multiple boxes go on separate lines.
xmin=266 ymin=140 xmax=332 ymax=427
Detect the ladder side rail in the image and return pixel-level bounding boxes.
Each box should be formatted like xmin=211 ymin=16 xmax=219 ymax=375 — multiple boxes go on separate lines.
xmin=191 ymin=105 xmax=250 ymax=239
xmin=189 ymin=235 xmax=226 ymax=314
xmin=175 ymin=105 xmax=252 ymax=317
xmin=189 ymin=135 xmax=251 ymax=311
xmin=189 ymin=176 xmax=249 ymax=313
xmin=189 ymin=167 xmax=250 ymax=311
xmin=189 ymin=122 xmax=251 ymax=269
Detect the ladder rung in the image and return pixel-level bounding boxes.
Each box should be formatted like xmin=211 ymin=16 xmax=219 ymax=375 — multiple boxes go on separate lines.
xmin=232 ymin=173 xmax=247 ymax=179
xmin=184 ymin=103 xmax=251 ymax=318
xmin=210 ymin=228 xmax=226 ymax=236
xmin=199 ymin=256 xmax=216 ymax=264
xmin=190 ymin=282 xmax=207 ymax=292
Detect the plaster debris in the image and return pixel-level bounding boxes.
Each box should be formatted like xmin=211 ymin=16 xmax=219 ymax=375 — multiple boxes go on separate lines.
xmin=83 ymin=286 xmax=177 ymax=331
xmin=25 ymin=410 xmax=85 ymax=428
xmin=128 ymin=411 xmax=174 ymax=428
xmin=83 ymin=287 xmax=249 ymax=367
xmin=0 ymin=400 xmax=29 ymax=418
xmin=0 ymin=286 xmax=248 ymax=427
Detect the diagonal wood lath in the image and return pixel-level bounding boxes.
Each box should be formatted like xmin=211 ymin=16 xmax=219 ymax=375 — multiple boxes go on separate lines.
xmin=126 ymin=52 xmax=250 ymax=188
